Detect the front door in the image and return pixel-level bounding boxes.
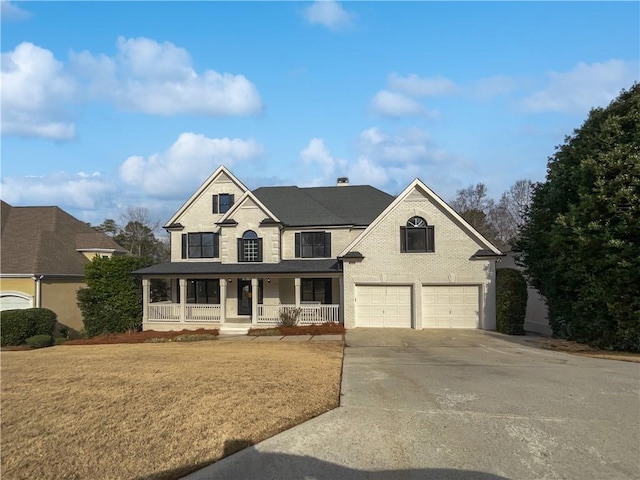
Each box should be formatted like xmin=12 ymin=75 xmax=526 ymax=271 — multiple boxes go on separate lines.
xmin=237 ymin=279 xmax=252 ymax=316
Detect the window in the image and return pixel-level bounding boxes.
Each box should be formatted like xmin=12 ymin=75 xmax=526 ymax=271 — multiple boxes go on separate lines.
xmin=181 ymin=233 xmax=219 ymax=259
xmin=212 ymin=193 xmax=234 ymax=214
xmin=302 ymin=279 xmax=333 ymax=304
xmin=295 ymin=232 xmax=331 ymax=258
xmin=400 ymin=216 xmax=435 ymax=253
xmin=186 ymin=279 xmax=220 ymax=304
xmin=238 ymin=230 xmax=263 ymax=262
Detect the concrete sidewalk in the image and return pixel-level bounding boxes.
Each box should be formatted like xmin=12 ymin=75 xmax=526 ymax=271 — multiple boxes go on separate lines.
xmin=183 ymin=329 xmax=640 ymax=480
xmin=217 ymin=334 xmax=343 ymax=342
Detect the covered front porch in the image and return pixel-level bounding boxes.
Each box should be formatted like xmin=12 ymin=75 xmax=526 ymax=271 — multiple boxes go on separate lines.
xmin=141 ymin=273 xmax=342 ymax=332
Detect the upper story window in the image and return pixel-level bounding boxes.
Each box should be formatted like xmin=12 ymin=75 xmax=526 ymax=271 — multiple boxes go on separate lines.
xmin=295 ymin=232 xmax=331 ymax=258
xmin=212 ymin=193 xmax=234 ymax=214
xmin=238 ymin=230 xmax=263 ymax=262
xmin=181 ymin=232 xmax=219 ymax=259
xmin=400 ymin=216 xmax=435 ymax=253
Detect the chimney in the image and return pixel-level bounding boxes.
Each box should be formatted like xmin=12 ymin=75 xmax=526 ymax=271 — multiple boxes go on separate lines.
xmin=337 ymin=177 xmax=349 ymax=187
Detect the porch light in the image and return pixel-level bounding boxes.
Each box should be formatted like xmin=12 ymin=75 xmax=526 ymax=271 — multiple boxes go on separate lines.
xmin=267 ymin=277 xmax=271 ymax=283
xmin=228 ymin=278 xmax=232 ymax=283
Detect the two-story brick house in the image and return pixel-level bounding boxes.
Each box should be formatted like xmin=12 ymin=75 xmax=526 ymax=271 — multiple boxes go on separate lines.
xmin=135 ymin=166 xmax=502 ymax=333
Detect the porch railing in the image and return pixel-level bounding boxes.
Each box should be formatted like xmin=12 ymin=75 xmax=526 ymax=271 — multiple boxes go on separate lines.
xmin=185 ymin=304 xmax=221 ymax=323
xmin=148 ymin=303 xmax=181 ymax=322
xmin=147 ymin=303 xmax=221 ymax=323
xmin=256 ymin=304 xmax=340 ymax=325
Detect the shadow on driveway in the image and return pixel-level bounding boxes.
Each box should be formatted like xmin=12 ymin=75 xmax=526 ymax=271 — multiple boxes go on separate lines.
xmin=142 ymin=439 xmax=510 ymax=480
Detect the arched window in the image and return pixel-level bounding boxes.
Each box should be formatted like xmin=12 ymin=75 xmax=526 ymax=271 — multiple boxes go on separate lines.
xmin=238 ymin=230 xmax=262 ymax=262
xmin=400 ymin=216 xmax=435 ymax=253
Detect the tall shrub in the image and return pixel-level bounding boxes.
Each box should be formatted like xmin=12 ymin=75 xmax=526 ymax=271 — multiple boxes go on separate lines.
xmin=0 ymin=308 xmax=57 ymax=346
xmin=77 ymin=255 xmax=146 ymax=337
xmin=517 ymin=84 xmax=640 ymax=351
xmin=496 ymin=269 xmax=527 ymax=335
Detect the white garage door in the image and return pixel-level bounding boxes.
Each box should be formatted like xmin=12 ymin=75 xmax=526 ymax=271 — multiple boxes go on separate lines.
xmin=422 ymin=286 xmax=480 ymax=328
xmin=355 ymin=285 xmax=412 ymax=328
xmin=0 ymin=294 xmax=31 ymax=311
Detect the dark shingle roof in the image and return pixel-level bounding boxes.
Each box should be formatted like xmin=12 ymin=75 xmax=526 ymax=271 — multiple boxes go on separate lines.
xmin=0 ymin=201 xmax=126 ymax=275
xmin=252 ymin=185 xmax=394 ymax=227
xmin=134 ymin=259 xmax=341 ymax=276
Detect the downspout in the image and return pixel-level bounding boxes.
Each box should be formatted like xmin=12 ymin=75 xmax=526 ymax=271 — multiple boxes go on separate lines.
xmin=33 ymin=275 xmax=44 ymax=308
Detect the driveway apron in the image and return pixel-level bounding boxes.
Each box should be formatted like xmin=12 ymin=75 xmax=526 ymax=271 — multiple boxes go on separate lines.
xmin=184 ymin=329 xmax=640 ymax=479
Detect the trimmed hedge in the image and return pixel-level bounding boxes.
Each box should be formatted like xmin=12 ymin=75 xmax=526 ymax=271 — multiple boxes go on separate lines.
xmin=496 ymin=268 xmax=527 ymax=335
xmin=1 ymin=308 xmax=58 ymax=346
xmin=26 ymin=334 xmax=53 ymax=349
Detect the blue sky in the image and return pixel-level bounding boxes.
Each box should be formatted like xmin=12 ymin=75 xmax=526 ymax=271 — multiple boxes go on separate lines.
xmin=1 ymin=1 xmax=638 ymax=227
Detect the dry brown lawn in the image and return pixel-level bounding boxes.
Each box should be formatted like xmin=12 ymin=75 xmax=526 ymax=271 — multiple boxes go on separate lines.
xmin=1 ymin=340 xmax=343 ymax=480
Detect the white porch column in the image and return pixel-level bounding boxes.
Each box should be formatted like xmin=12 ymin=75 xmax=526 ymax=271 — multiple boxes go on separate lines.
xmin=251 ymin=278 xmax=259 ymax=324
xmin=339 ymin=276 xmax=344 ymax=324
xmin=294 ymin=278 xmax=301 ymax=306
xmin=219 ymin=278 xmax=227 ymax=324
xmin=179 ymin=278 xmax=187 ymax=323
xmin=142 ymin=278 xmax=150 ymax=324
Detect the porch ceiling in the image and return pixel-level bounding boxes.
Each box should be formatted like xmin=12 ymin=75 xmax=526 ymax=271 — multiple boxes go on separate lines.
xmin=134 ymin=259 xmax=341 ymax=277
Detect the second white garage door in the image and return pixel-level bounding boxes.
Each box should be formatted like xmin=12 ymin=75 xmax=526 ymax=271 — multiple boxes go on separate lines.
xmin=422 ymin=285 xmax=480 ymax=328
xmin=355 ymin=285 xmax=412 ymax=328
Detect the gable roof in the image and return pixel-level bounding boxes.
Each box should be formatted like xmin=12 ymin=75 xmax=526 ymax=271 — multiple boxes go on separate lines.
xmin=216 ymin=190 xmax=281 ymax=226
xmin=253 ymin=185 xmax=394 ymax=227
xmin=339 ymin=179 xmax=502 ymax=257
xmin=0 ymin=201 xmax=126 ymax=276
xmin=164 ymin=165 xmax=249 ymax=228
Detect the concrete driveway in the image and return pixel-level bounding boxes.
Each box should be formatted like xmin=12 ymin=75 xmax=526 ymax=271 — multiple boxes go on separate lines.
xmin=185 ymin=329 xmax=640 ymax=479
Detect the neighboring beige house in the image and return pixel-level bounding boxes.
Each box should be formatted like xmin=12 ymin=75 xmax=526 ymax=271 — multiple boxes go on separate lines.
xmin=0 ymin=201 xmax=127 ymax=331
xmin=135 ymin=166 xmax=503 ymax=333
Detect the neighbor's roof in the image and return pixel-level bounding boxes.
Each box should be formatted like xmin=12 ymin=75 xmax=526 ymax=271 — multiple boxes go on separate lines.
xmin=0 ymin=201 xmax=126 ymax=276
xmin=134 ymin=259 xmax=341 ymax=276
xmin=252 ymin=185 xmax=394 ymax=227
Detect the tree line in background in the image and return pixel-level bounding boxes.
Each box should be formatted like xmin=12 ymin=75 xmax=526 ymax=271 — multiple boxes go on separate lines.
xmin=450 ymin=179 xmax=533 ymax=250
xmin=94 ymin=206 xmax=169 ymax=264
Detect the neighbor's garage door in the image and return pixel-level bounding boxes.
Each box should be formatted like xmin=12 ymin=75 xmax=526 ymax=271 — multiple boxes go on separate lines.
xmin=0 ymin=294 xmax=30 ymax=311
xmin=422 ymin=286 xmax=480 ymax=328
xmin=355 ymin=285 xmax=412 ymax=328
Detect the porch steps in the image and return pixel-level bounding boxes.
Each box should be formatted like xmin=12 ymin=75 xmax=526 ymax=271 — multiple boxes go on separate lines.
xmin=218 ymin=324 xmax=251 ymax=335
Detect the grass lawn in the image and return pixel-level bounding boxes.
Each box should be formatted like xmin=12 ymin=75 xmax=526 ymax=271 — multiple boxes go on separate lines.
xmin=1 ymin=340 xmax=343 ymax=480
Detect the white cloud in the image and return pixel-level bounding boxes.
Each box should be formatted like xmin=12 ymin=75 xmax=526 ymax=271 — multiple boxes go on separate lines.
xmin=1 ymin=42 xmax=77 ymax=140
xmin=301 ymin=138 xmax=338 ymax=177
xmin=73 ymin=36 xmax=263 ymax=116
xmin=304 ymin=1 xmax=353 ymax=31
xmin=1 ymin=172 xmax=116 ymax=210
xmin=370 ymin=90 xmax=433 ymax=117
xmin=471 ymin=75 xmax=518 ymax=99
xmin=1 ymin=1 xmax=31 ymax=21
xmin=522 ymin=59 xmax=639 ymax=113
xmin=1 ymin=37 xmax=263 ymax=140
xmin=387 ymin=73 xmax=458 ymax=97
xmin=118 ymin=133 xmax=264 ymax=198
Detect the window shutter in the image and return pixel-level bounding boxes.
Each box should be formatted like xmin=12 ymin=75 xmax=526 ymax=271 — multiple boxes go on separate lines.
xmin=295 ymin=233 xmax=301 ymax=258
xmin=212 ymin=195 xmax=219 ymax=214
xmin=400 ymin=227 xmax=407 ymax=252
xmin=324 ymin=232 xmax=332 ymax=257
xmin=427 ymin=226 xmax=435 ymax=252
xmin=181 ymin=234 xmax=187 ymax=258
xmin=214 ymin=233 xmax=220 ymax=258
xmin=257 ymin=238 xmax=263 ymax=262
xmin=237 ymin=238 xmax=243 ymax=262
xmin=229 ymin=194 xmax=235 ymax=208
